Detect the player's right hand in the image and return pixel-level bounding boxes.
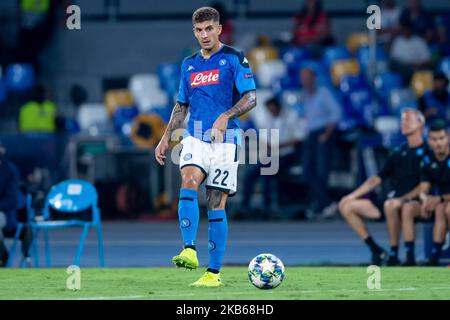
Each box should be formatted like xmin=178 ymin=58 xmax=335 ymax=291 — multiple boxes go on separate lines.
xmin=155 ymin=137 xmax=169 ymax=165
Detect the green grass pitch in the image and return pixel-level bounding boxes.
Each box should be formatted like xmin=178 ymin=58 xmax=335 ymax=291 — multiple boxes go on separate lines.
xmin=1 ymin=267 xmax=450 ymax=300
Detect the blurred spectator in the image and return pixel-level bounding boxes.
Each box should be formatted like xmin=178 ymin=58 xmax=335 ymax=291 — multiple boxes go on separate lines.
xmin=398 ymin=0 xmax=436 ymax=43
xmin=390 ymin=19 xmax=431 ymax=84
xmin=291 ymin=0 xmax=333 ymax=52
xmin=418 ymin=71 xmax=450 ymax=124
xmin=248 ymin=35 xmax=278 ymax=72
xmin=0 ymin=144 xmax=21 ymax=267
xmin=210 ymin=2 xmax=233 ymax=45
xmin=378 ymin=0 xmax=401 ymax=44
xmin=241 ymin=97 xmax=303 ymax=213
xmin=19 ymin=84 xmax=56 ymax=133
xmin=300 ymin=68 xmax=341 ymax=218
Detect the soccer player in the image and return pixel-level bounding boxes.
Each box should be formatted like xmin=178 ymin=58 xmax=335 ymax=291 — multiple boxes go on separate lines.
xmin=401 ymin=120 xmax=450 ymax=266
xmin=339 ymin=109 xmax=427 ymax=265
xmin=155 ymin=7 xmax=256 ymax=287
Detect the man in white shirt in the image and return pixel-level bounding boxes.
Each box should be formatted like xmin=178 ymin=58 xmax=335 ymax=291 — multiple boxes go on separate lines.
xmin=301 ymin=68 xmax=342 ymax=218
xmin=390 ymin=19 xmax=431 ymax=84
xmin=240 ymin=97 xmax=303 ymax=214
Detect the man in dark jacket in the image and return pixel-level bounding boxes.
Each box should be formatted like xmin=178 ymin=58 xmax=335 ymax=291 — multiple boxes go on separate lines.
xmin=0 ymin=144 xmax=21 ymax=267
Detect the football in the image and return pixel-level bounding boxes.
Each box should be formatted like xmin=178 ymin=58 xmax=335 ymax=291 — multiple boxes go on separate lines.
xmin=248 ymin=253 xmax=285 ymax=289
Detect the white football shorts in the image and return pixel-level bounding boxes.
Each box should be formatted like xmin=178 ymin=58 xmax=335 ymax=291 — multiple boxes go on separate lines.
xmin=179 ymin=135 xmax=239 ymax=195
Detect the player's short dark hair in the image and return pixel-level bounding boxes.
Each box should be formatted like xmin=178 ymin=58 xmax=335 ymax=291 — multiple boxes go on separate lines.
xmin=428 ymin=119 xmax=448 ymax=133
xmin=192 ymin=7 xmax=220 ymax=25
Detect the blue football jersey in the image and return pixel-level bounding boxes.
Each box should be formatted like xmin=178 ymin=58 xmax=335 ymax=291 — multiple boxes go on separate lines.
xmin=177 ymin=44 xmax=256 ymax=145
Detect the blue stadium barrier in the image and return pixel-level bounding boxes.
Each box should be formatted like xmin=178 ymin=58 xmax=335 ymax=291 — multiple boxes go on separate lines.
xmin=5 ymin=63 xmax=35 ymax=93
xmin=30 ymin=179 xmax=105 ymax=267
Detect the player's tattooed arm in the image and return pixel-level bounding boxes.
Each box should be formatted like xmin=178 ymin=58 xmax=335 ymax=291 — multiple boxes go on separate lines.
xmin=155 ymin=102 xmax=188 ymax=165
xmin=224 ymin=90 xmax=257 ymax=119
xmin=163 ymin=102 xmax=189 ymax=140
xmin=211 ymin=90 xmax=256 ymax=143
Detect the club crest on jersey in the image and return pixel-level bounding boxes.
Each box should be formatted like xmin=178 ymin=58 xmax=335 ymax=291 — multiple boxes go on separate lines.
xmin=219 ymin=59 xmax=227 ymax=66
xmin=190 ymin=69 xmax=220 ymax=87
xmin=184 ymin=153 xmax=192 ymax=161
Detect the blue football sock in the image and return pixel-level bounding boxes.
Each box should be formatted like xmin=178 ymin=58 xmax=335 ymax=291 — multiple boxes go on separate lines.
xmin=178 ymin=189 xmax=199 ymax=248
xmin=207 ymin=209 xmax=228 ymax=272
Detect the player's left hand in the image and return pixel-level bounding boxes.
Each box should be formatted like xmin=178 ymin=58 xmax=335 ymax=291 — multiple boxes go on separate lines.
xmin=211 ymin=113 xmax=229 ymax=143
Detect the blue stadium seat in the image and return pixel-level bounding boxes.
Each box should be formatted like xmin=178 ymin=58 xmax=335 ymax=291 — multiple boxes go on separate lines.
xmin=282 ymin=47 xmax=311 ymax=71
xmin=272 ymin=76 xmax=298 ymax=96
xmin=113 ymin=106 xmax=140 ymax=136
xmin=348 ymin=89 xmax=374 ymax=125
xmin=157 ymin=62 xmax=181 ymax=95
xmin=30 ymin=180 xmax=105 ymax=267
xmin=440 ymin=57 xmax=450 ymax=85
xmin=339 ymin=75 xmax=368 ymax=96
xmin=5 ymin=63 xmax=35 ymax=93
xmin=374 ymin=72 xmax=402 ymax=97
xmin=0 ymin=79 xmax=7 ymax=104
xmin=356 ymin=46 xmax=387 ymax=68
xmin=322 ymin=46 xmax=351 ymax=67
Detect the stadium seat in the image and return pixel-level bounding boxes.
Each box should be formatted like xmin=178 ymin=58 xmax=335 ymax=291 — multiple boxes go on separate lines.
xmin=248 ymin=43 xmax=279 ymax=72
xmin=356 ymin=45 xmax=388 ymax=77
xmin=440 ymin=57 xmax=450 ymax=75
xmin=271 ymin=76 xmax=298 ymax=96
xmin=104 ymin=89 xmax=134 ymax=117
xmin=374 ymin=72 xmax=402 ymax=97
xmin=77 ymin=103 xmax=108 ymax=133
xmin=282 ymin=47 xmax=310 ymax=71
xmin=322 ymin=46 xmax=351 ymax=68
xmin=30 ymin=179 xmax=105 ymax=267
xmin=388 ymin=88 xmax=416 ymax=113
xmin=157 ymin=62 xmax=181 ymax=95
xmin=339 ymin=75 xmax=368 ymax=96
xmin=5 ymin=63 xmax=35 ymax=93
xmin=411 ymin=71 xmax=434 ymax=98
xmin=330 ymin=59 xmax=360 ymax=86
xmin=348 ymin=89 xmax=374 ymax=124
xmin=346 ymin=33 xmax=369 ymax=54
xmin=113 ymin=105 xmax=140 ymax=136
xmin=374 ymin=116 xmax=400 ymax=135
xmin=129 ymin=74 xmax=168 ymax=112
xmin=0 ymin=79 xmax=7 ymax=104
xmin=256 ymin=60 xmax=287 ymax=88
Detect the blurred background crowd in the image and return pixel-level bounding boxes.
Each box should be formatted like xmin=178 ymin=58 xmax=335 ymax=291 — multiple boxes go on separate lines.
xmin=0 ymin=0 xmax=449 ymax=225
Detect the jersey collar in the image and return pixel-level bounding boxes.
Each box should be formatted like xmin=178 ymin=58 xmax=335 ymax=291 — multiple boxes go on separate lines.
xmin=199 ymin=43 xmax=224 ymax=60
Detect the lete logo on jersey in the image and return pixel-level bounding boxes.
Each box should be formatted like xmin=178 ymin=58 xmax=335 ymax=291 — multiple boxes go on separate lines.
xmin=190 ymin=69 xmax=220 ymax=87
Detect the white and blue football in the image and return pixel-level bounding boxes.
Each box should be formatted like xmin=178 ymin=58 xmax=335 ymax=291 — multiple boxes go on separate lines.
xmin=248 ymin=253 xmax=285 ymax=289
